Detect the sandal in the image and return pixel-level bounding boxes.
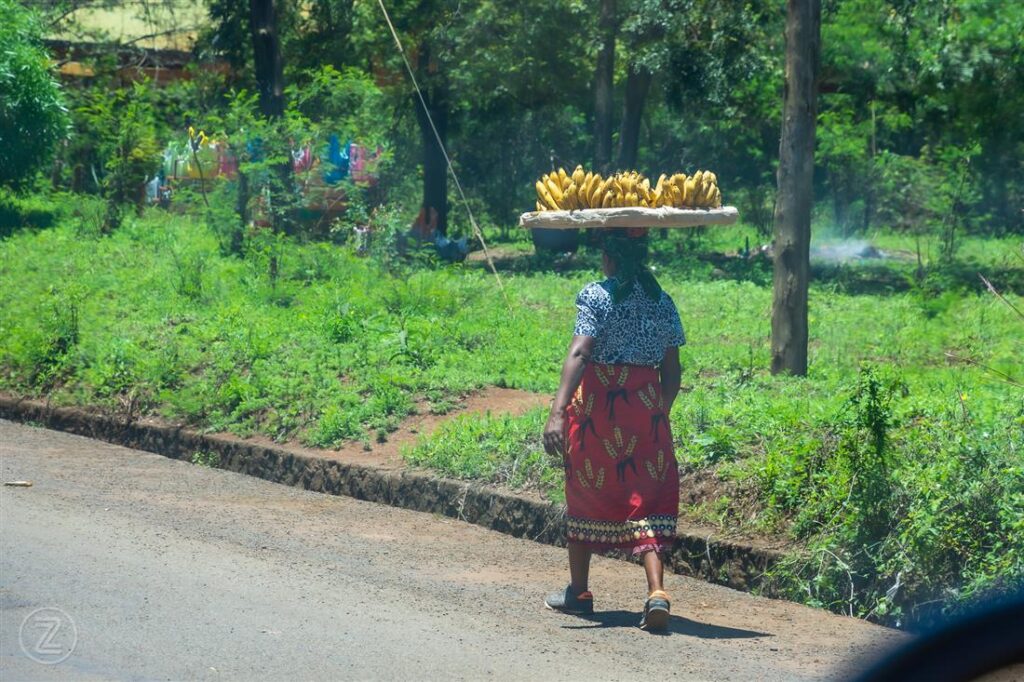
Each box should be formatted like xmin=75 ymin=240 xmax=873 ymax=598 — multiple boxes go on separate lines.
xmin=639 ymin=589 xmax=671 ymax=631
xmin=544 ymin=585 xmax=594 ymax=615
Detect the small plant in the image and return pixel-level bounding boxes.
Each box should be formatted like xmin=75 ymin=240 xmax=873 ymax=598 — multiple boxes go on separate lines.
xmin=29 ymin=285 xmax=82 ymax=388
xmin=303 ymin=404 xmax=363 ymax=447
xmin=172 ymin=250 xmax=208 ymax=301
xmin=191 ymin=451 xmax=221 ymax=468
xmin=840 ymin=365 xmax=902 ymax=540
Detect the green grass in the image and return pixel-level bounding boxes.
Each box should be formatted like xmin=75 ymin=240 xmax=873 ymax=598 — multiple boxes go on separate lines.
xmin=0 ymin=209 xmax=571 ymax=441
xmin=402 ymin=408 xmax=563 ymax=496
xmin=1 ymin=205 xmax=1021 ymax=627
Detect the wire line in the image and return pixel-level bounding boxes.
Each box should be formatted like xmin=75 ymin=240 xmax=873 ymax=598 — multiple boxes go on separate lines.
xmin=375 ymin=0 xmax=512 ymax=311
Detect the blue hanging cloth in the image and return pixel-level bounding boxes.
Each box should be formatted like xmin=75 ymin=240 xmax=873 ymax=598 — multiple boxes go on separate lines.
xmin=322 ymin=135 xmax=351 ymax=185
xmin=434 ymin=232 xmax=469 ymax=262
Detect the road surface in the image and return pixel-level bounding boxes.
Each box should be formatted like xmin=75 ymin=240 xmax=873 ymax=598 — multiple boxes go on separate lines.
xmin=0 ymin=419 xmax=899 ymax=680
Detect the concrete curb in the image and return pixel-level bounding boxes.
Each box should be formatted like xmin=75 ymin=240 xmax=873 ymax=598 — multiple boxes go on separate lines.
xmin=1 ymin=395 xmax=784 ymax=595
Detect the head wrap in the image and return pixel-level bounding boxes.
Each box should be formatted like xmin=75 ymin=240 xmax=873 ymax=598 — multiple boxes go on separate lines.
xmin=602 ymin=229 xmax=662 ymax=303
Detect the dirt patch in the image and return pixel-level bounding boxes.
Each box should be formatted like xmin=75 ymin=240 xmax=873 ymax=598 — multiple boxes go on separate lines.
xmin=465 ymin=244 xmax=534 ymax=264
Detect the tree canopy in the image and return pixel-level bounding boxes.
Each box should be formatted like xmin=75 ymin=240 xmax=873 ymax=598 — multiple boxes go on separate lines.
xmin=17 ymin=0 xmax=1024 ymax=238
xmin=0 ymin=0 xmax=69 ymax=189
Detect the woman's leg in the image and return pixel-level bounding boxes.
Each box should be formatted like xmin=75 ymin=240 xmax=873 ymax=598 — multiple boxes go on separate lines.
xmin=642 ymin=549 xmax=665 ymax=593
xmin=639 ymin=550 xmax=671 ymax=630
xmin=568 ymin=542 xmax=593 ymax=593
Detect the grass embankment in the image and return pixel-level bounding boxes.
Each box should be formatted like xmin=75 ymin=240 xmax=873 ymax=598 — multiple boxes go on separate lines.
xmin=1 ymin=206 xmax=1021 ymax=626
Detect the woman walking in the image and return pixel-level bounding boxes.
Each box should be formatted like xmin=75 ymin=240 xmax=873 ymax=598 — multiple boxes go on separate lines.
xmin=542 ymin=228 xmax=684 ymax=631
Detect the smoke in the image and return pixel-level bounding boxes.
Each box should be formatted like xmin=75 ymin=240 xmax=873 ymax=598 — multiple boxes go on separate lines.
xmin=811 ymin=240 xmax=885 ymax=262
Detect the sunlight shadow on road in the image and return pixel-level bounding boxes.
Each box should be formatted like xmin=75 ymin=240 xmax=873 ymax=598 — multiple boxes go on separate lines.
xmin=561 ymin=611 xmax=771 ymax=639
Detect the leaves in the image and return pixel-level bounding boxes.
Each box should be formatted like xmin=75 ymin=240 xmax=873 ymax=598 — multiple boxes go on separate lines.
xmin=0 ymin=0 xmax=69 ymax=188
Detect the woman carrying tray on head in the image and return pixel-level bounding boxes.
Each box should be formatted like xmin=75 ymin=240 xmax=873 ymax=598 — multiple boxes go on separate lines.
xmin=542 ymin=227 xmax=683 ymax=631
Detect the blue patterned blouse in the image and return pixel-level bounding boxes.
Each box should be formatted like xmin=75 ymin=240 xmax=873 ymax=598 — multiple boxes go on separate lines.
xmin=573 ymin=279 xmax=686 ymax=366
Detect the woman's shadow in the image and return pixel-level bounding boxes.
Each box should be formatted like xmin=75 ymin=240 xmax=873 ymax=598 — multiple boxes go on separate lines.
xmin=562 ymin=610 xmax=770 ymax=639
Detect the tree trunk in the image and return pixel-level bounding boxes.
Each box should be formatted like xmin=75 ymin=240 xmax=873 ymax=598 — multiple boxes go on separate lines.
xmin=233 ymin=169 xmax=249 ymax=255
xmin=593 ymin=0 xmax=617 ymax=173
xmin=414 ymin=88 xmax=449 ymax=236
xmin=615 ymin=65 xmax=652 ymax=170
xmin=248 ymin=0 xmax=285 ymax=119
xmin=771 ymin=0 xmax=821 ymax=377
xmin=830 ymin=169 xmax=847 ymax=236
xmin=247 ymin=0 xmax=290 ymax=267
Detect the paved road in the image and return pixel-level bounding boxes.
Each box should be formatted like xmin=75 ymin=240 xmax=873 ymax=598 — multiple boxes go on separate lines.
xmin=0 ymin=419 xmax=900 ymax=680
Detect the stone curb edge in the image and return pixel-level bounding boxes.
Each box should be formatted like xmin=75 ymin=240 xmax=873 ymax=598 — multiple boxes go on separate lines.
xmin=1 ymin=395 xmax=784 ymax=595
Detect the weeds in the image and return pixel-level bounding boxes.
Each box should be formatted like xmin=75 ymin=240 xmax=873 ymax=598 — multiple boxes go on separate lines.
xmin=403 ymin=408 xmax=562 ymax=498
xmin=0 ymin=209 xmax=1020 ymax=627
xmin=191 ymin=451 xmax=220 ymax=468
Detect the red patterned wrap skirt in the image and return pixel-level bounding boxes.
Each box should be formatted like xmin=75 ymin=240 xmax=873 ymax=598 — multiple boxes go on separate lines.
xmin=563 ymin=362 xmax=679 ymax=555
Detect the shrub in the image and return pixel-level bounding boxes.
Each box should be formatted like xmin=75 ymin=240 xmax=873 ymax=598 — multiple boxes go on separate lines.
xmin=75 ymin=85 xmax=161 ymax=231
xmin=0 ymin=0 xmax=69 ymax=189
xmin=0 ymin=191 xmax=58 ymax=236
xmin=304 ymin=403 xmax=363 ymax=447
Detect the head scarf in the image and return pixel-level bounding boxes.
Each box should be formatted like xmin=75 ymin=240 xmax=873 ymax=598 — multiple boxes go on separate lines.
xmin=602 ymin=229 xmax=662 ymax=303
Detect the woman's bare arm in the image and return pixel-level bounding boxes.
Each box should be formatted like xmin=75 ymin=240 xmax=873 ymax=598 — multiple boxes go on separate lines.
xmin=543 ymin=335 xmax=596 ymax=457
xmin=660 ymin=345 xmax=681 ymax=414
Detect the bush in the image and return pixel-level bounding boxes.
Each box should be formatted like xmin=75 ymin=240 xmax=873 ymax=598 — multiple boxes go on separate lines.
xmin=0 ymin=0 xmax=69 ymax=189
xmin=0 ymin=191 xmax=58 ymax=236
xmin=74 ymin=84 xmax=161 ymax=231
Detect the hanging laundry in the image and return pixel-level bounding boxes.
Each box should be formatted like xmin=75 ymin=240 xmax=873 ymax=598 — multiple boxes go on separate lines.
xmin=292 ymin=144 xmax=315 ymax=173
xmin=322 ymin=135 xmax=350 ymax=185
xmin=349 ymin=143 xmax=382 ymax=186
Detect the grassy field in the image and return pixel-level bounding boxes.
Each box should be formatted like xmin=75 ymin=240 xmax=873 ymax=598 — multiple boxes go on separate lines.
xmin=1 ymin=199 xmax=1021 ymax=627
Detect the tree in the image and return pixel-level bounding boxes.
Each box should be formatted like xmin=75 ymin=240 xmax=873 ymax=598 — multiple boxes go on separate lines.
xmin=246 ymin=0 xmax=294 ymax=247
xmin=770 ymin=0 xmax=820 ymax=376
xmin=248 ymin=0 xmax=286 ymax=119
xmin=412 ymin=42 xmax=450 ymax=235
xmin=614 ymin=0 xmax=666 ymax=171
xmin=0 ymin=0 xmax=68 ymax=189
xmin=347 ymin=0 xmax=460 ymax=235
xmin=593 ymin=0 xmax=617 ymax=172
xmin=399 ymin=0 xmax=594 ymax=230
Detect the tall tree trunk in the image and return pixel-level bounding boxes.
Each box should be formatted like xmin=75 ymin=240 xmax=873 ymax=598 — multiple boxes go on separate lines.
xmin=593 ymin=0 xmax=617 ymax=173
xmin=615 ymin=65 xmax=652 ymax=170
xmin=248 ymin=0 xmax=285 ymax=118
xmin=414 ymin=88 xmax=449 ymax=236
xmin=771 ymin=0 xmax=821 ymax=376
xmin=248 ymin=0 xmax=289 ymax=268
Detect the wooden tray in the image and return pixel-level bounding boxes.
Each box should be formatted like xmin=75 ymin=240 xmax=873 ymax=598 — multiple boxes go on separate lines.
xmin=519 ymin=206 xmax=739 ymax=229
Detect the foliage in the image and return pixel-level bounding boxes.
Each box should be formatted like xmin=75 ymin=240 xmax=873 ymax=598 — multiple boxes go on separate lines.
xmin=0 ymin=0 xmax=69 ymax=189
xmin=72 ymin=84 xmax=162 ymax=231
xmin=191 ymin=450 xmax=221 ymax=467
xmin=0 ymin=191 xmax=59 ymax=237
xmin=9 ymin=0 xmax=1024 ymax=630
xmin=2 ymin=210 xmax=1020 ymax=628
xmin=187 ymin=67 xmax=390 ymax=253
xmin=818 ymin=0 xmax=1024 ymax=235
xmin=286 ymin=65 xmax=390 ymax=150
xmin=404 ymin=408 xmax=563 ymax=496
xmin=30 ymin=0 xmax=1024 ymax=240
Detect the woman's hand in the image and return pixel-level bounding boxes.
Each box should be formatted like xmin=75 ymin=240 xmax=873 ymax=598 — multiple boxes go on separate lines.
xmin=545 ymin=335 xmax=594 ymax=458
xmin=543 ymin=411 xmax=566 ymax=457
